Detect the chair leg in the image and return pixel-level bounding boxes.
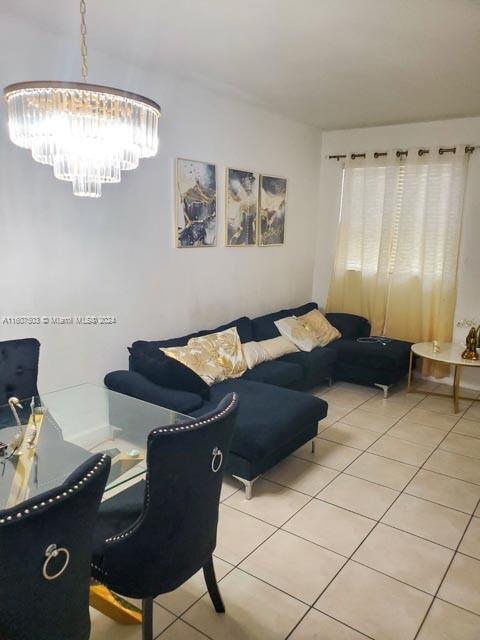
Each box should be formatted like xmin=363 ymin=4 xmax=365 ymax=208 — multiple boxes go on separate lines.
xmin=142 ymin=597 xmax=153 ymax=640
xmin=203 ymin=556 xmax=225 ymax=613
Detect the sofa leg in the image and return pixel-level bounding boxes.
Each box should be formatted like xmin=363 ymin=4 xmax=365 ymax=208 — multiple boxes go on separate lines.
xmin=311 ymin=439 xmax=316 ymax=454
xmin=233 ymin=475 xmax=258 ymax=500
xmin=374 ymin=383 xmax=391 ymax=399
xmin=327 ymin=376 xmax=333 ymax=387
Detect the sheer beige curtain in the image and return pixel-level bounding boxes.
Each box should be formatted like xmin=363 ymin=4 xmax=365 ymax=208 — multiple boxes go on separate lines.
xmin=327 ymin=147 xmax=469 ymax=377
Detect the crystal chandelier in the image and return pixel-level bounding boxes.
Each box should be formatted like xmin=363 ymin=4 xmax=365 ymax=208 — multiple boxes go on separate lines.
xmin=3 ymin=0 xmax=161 ymax=198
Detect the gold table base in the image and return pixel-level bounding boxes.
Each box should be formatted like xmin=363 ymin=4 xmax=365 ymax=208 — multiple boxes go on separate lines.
xmin=90 ymin=582 xmax=142 ymax=624
xmin=407 ymin=349 xmax=480 ymax=414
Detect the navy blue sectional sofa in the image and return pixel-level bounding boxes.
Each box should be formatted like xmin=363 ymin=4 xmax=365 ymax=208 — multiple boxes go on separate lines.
xmin=105 ymin=302 xmax=412 ymax=498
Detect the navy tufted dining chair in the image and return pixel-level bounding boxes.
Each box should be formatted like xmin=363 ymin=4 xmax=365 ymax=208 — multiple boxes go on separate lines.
xmin=0 ymin=452 xmax=111 ymax=640
xmin=0 ymin=338 xmax=89 ymax=493
xmin=0 ymin=338 xmax=40 ymax=422
xmin=91 ymin=392 xmax=239 ymax=640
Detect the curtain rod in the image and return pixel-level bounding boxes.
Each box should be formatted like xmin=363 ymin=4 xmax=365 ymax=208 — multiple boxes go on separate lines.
xmin=327 ymin=145 xmax=478 ymax=161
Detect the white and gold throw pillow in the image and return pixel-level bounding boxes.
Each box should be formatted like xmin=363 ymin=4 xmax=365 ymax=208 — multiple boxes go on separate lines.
xmin=188 ymin=327 xmax=247 ymax=380
xmin=161 ymin=343 xmax=225 ymax=386
xmin=297 ymin=309 xmax=341 ymax=347
xmin=260 ymin=335 xmax=299 ymax=360
xmin=242 ymin=341 xmax=270 ymax=369
xmin=274 ymin=316 xmax=317 ymax=352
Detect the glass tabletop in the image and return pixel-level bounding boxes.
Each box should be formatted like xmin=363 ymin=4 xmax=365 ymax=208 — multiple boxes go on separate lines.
xmin=0 ymin=383 xmax=189 ymax=510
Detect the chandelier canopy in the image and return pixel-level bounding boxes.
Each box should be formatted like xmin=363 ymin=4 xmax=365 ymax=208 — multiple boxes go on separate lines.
xmin=3 ymin=2 xmax=161 ymax=198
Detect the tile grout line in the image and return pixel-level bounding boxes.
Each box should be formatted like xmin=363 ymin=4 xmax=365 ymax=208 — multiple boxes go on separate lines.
xmin=105 ymin=383 xmax=478 ymax=640
xmin=156 ymin=615 xmax=216 ymax=640
xmin=413 ymin=494 xmax=480 ymax=639
xmin=252 ymin=384 xmax=478 ymax=636
xmin=165 ymin=383 xmax=476 ymax=639
xmin=435 ymin=595 xmax=480 ymax=618
xmin=221 ymin=392 xmax=477 ymax=569
xmin=176 ymin=388 xmax=385 ymax=639
xmin=242 ymin=385 xmax=440 ymax=639
xmin=306 ymin=383 xmax=472 ymax=638
xmin=284 ymin=386 xmax=427 ymax=638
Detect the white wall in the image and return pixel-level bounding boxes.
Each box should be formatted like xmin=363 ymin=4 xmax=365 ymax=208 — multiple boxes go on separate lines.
xmin=0 ymin=14 xmax=322 ymax=392
xmin=313 ymin=117 xmax=480 ymax=388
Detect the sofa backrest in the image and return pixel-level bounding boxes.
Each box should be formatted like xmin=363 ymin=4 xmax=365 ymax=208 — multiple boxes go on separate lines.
xmin=325 ymin=313 xmax=371 ymax=339
xmin=131 ymin=316 xmax=253 ymax=356
xmin=251 ymin=302 xmax=318 ymax=341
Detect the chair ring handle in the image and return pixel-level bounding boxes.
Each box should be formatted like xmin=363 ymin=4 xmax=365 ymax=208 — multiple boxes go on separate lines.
xmin=211 ymin=447 xmax=223 ymax=473
xmin=43 ymin=544 xmax=70 ymax=581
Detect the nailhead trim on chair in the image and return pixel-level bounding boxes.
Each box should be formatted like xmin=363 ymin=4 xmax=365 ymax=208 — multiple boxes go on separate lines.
xmin=150 ymin=393 xmax=238 ymax=436
xmin=0 ymin=454 xmax=109 ymax=526
xmin=101 ymin=393 xmax=238 ymax=545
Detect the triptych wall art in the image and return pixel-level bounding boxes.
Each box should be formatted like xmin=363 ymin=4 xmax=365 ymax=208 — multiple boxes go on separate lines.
xmin=175 ymin=158 xmax=287 ymax=248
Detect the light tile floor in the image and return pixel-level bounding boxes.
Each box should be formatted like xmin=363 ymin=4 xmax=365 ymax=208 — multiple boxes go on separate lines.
xmin=91 ymin=379 xmax=480 ymax=640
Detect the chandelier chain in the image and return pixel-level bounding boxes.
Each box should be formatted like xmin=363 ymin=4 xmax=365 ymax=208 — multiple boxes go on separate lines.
xmin=80 ymin=0 xmax=88 ymax=82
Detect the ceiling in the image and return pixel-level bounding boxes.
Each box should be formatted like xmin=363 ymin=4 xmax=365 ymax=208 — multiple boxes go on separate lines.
xmin=3 ymin=0 xmax=480 ymax=130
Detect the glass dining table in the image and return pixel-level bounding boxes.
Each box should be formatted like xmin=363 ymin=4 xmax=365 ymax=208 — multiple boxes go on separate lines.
xmin=0 ymin=383 xmax=189 ymax=624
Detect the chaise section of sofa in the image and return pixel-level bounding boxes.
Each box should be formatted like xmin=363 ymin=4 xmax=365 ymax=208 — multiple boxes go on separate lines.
xmin=190 ymin=378 xmax=327 ymax=485
xmin=325 ymin=312 xmax=413 ymax=395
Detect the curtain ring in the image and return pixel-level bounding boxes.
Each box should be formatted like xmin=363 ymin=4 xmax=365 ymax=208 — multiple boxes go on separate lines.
xmin=43 ymin=544 xmax=70 ymax=581
xmin=211 ymin=447 xmax=223 ymax=473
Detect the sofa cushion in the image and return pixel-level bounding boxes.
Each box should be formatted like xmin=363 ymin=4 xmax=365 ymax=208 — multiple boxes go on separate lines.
xmin=242 ymin=360 xmax=303 ymax=388
xmin=251 ymin=302 xmax=318 ymax=341
xmin=279 ymin=347 xmax=338 ymax=380
xmin=325 ymin=313 xmax=370 ymax=339
xmin=132 ymin=316 xmax=253 ymax=351
xmin=333 ymin=362 xmax=408 ymax=387
xmin=129 ymin=345 xmax=210 ymax=398
xmin=328 ymin=338 xmax=412 ymax=371
xmin=194 ymin=379 xmax=327 ymax=462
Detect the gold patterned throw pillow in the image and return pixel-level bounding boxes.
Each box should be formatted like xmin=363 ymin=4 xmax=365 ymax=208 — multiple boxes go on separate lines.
xmin=160 ymin=343 xmax=225 ymax=386
xmin=274 ymin=317 xmax=317 ymax=352
xmin=188 ymin=327 xmax=247 ymax=380
xmin=297 ymin=309 xmax=341 ymax=347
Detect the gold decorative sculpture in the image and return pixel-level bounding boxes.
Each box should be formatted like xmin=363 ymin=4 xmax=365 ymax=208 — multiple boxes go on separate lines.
xmin=462 ymin=327 xmax=479 ymax=360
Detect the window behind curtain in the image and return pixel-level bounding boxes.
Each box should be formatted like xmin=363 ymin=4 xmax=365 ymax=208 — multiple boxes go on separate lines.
xmin=327 ymin=148 xmax=468 ymax=365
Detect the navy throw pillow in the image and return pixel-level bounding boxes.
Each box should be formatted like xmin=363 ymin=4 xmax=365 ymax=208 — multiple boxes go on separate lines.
xmin=129 ymin=346 xmax=210 ymax=399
